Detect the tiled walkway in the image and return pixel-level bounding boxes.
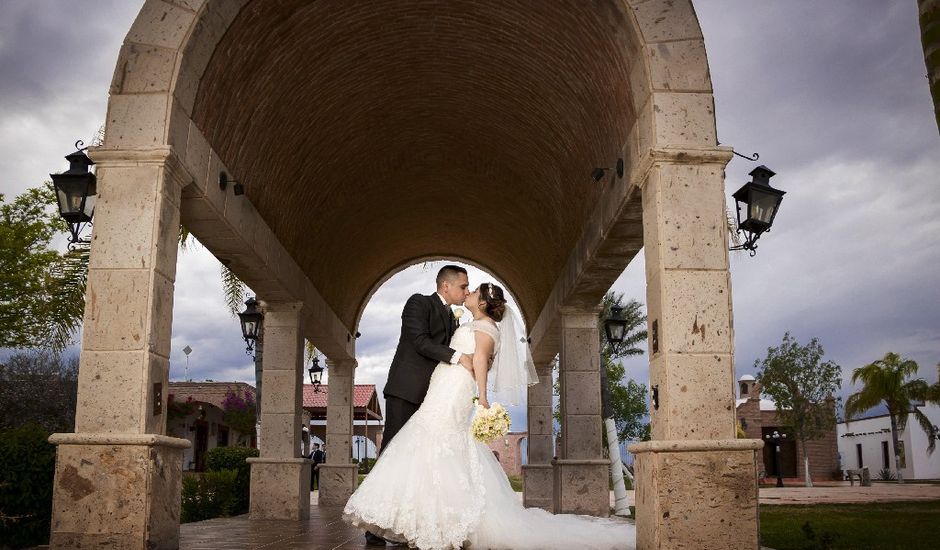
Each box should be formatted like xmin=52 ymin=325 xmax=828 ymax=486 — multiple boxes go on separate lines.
xmin=180 ymin=503 xmax=363 ymax=550
xmin=179 ymin=484 xmax=940 ymax=549
xmin=758 ymin=481 xmax=940 ymax=505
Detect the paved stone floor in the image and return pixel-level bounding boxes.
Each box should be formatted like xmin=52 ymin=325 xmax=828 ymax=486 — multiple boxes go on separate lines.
xmin=757 ymin=481 xmax=940 ymax=505
xmin=180 ymin=502 xmax=362 ymax=550
xmin=178 ymin=484 xmax=940 ymax=549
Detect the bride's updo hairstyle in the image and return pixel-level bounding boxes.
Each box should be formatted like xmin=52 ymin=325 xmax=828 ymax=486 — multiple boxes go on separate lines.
xmin=479 ymin=283 xmax=507 ymax=322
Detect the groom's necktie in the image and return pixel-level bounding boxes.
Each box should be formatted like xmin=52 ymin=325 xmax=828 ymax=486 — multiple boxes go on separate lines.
xmin=442 ymin=301 xmax=455 ymax=336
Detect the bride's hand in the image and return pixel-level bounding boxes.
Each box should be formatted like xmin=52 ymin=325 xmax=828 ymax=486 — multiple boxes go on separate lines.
xmin=478 ymin=396 xmax=490 ymax=409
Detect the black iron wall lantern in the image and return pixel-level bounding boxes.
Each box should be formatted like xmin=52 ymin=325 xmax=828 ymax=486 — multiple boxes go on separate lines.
xmin=604 ymin=305 xmax=628 ymax=355
xmin=731 ymin=165 xmax=786 ymax=256
xmin=591 ymin=158 xmax=625 ymax=183
xmin=219 ymin=172 xmax=245 ymax=195
xmin=308 ymin=355 xmax=325 ymax=392
xmin=50 ymin=141 xmax=97 ymax=246
xmin=238 ymin=297 xmax=263 ymax=354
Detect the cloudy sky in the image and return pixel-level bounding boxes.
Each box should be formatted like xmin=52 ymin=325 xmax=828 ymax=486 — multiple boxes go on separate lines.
xmin=2 ymin=1 xmax=938 ymax=432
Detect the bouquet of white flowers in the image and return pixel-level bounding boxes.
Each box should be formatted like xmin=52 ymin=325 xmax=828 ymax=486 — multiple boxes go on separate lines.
xmin=470 ymin=402 xmax=511 ymax=443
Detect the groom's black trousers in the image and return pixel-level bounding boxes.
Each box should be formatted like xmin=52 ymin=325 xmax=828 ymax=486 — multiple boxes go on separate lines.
xmin=380 ymin=395 xmax=420 ymax=455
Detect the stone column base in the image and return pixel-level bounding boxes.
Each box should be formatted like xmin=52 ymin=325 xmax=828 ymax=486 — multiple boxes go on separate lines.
xmin=629 ymin=439 xmax=763 ymax=550
xmin=553 ymin=458 xmax=610 ymax=517
xmin=47 ymin=433 xmax=190 ymax=550
xmin=522 ymin=463 xmax=554 ymax=511
xmin=247 ymin=457 xmax=312 ymax=520
xmin=318 ymin=464 xmax=359 ymax=506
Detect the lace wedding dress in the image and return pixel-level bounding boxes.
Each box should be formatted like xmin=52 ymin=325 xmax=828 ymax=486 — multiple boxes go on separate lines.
xmin=343 ymin=320 xmax=636 ymax=550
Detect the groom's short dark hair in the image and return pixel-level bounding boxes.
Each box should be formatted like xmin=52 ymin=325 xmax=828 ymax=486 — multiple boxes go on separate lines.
xmin=436 ymin=265 xmax=468 ymax=288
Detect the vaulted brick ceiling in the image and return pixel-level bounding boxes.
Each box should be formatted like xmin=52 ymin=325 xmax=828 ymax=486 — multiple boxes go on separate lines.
xmin=193 ymin=0 xmax=638 ymax=328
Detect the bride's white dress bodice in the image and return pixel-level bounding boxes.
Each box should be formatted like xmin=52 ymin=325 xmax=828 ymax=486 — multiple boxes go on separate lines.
xmin=413 ymin=321 xmax=498 ymax=435
xmin=343 ymin=320 xmax=633 ymax=550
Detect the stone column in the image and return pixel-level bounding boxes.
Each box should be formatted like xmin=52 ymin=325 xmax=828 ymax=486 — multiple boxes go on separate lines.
xmin=48 ymin=148 xmax=190 ymax=549
xmin=553 ymin=307 xmax=609 ymax=517
xmin=522 ymin=361 xmax=555 ymax=510
xmin=318 ymin=358 xmax=359 ymax=506
xmin=629 ymin=160 xmax=762 ymax=549
xmin=247 ymin=301 xmax=311 ymax=520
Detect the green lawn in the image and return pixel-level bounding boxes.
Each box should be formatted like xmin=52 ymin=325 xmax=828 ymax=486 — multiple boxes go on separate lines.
xmin=760 ymin=501 xmax=940 ymax=550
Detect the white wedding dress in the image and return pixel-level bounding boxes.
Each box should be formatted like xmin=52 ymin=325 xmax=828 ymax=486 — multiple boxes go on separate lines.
xmin=343 ymin=320 xmax=635 ymax=550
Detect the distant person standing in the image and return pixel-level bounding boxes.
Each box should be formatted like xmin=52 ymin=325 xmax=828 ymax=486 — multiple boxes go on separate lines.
xmin=309 ymin=443 xmax=325 ymax=491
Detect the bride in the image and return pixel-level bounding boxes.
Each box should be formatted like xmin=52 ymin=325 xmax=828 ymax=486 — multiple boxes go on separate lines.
xmin=343 ymin=283 xmax=635 ymax=549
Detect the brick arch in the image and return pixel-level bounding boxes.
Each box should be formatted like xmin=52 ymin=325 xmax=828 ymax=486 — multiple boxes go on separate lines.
xmin=103 ymin=0 xmax=716 ymax=333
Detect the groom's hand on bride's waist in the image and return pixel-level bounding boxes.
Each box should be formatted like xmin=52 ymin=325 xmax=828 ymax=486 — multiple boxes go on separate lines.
xmin=458 ymin=354 xmax=474 ymax=372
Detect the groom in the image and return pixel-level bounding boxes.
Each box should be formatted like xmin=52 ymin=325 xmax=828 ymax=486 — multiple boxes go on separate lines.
xmin=366 ymin=265 xmax=472 ymax=546
xmin=382 ymin=264 xmax=472 ymax=447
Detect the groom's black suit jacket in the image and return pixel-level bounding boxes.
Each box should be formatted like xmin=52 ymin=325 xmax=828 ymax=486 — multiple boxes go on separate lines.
xmin=383 ymin=293 xmax=458 ymax=405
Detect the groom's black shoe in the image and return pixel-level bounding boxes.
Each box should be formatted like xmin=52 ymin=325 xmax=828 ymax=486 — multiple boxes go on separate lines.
xmin=364 ymin=531 xmax=387 ymax=546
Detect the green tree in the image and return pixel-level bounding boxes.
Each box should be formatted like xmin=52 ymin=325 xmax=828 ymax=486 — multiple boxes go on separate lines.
xmin=0 ymin=180 xmax=252 ymax=353
xmin=925 ymin=360 xmax=940 ymax=405
xmin=0 ymin=185 xmax=88 ymax=353
xmin=755 ymin=333 xmax=842 ymax=487
xmin=845 ymin=352 xmax=936 ymax=484
xmin=920 ymin=0 xmax=940 ymax=135
xmin=554 ymin=292 xmax=649 ymax=442
xmin=599 ymin=292 xmax=649 ymax=442
xmin=0 ymin=351 xmax=78 ymax=432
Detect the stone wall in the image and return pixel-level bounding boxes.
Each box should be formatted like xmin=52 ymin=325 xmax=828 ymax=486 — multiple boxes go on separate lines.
xmin=736 ymin=392 xmax=839 ymax=481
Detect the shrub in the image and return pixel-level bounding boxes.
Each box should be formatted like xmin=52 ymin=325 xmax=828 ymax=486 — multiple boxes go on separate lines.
xmin=205 ymin=445 xmax=258 ymax=473
xmin=221 ymin=390 xmax=256 ymax=439
xmin=0 ymin=424 xmax=56 ymax=548
xmin=205 ymin=446 xmax=258 ymax=515
xmin=800 ymin=521 xmax=838 ymax=550
xmin=357 ymin=457 xmax=377 ymax=474
xmin=877 ymin=468 xmax=897 ymax=481
xmin=180 ymin=469 xmax=239 ymax=523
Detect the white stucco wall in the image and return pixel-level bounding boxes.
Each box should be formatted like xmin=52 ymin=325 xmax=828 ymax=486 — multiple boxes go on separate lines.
xmin=838 ymin=404 xmax=940 ymax=480
xmin=170 ymin=405 xmax=252 ymax=470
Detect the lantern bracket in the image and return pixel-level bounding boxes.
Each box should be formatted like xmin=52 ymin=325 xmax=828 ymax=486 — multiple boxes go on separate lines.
xmin=732 ymin=150 xmax=760 ymax=162
xmin=219 ymin=172 xmax=246 ymax=195
xmin=729 ymin=235 xmax=760 ymax=257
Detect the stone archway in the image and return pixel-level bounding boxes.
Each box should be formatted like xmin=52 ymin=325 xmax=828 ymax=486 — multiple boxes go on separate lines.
xmin=49 ymin=1 xmax=760 ymax=548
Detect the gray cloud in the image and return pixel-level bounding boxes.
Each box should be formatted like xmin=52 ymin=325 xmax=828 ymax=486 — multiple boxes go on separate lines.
xmin=0 ymin=1 xmax=141 ymax=198
xmin=696 ymin=1 xmax=940 ymax=399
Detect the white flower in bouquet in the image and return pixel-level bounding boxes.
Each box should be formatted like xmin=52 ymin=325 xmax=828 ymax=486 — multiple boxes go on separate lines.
xmin=470 ymin=402 xmax=511 ymax=443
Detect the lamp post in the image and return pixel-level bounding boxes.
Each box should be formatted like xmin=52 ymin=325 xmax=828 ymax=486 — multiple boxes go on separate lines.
xmin=239 ymin=297 xmax=264 ymax=446
xmin=730 ymin=165 xmax=786 ymax=256
xmin=50 ymin=141 xmax=97 ymax=246
xmin=765 ymin=430 xmax=787 ymax=487
xmin=602 ymin=305 xmax=631 ymax=516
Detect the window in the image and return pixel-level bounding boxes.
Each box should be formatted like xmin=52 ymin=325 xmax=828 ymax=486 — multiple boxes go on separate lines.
xmin=217 ymin=426 xmax=229 ymax=448
xmin=881 ymin=441 xmax=890 ymax=470
xmin=856 ymin=443 xmax=863 ymax=468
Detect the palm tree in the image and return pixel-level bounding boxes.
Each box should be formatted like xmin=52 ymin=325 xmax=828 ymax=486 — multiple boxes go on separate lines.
xmin=920 ymin=0 xmax=940 ymax=136
xmin=598 ymin=292 xmax=646 ymax=359
xmin=927 ymin=361 xmax=940 ymax=405
xmin=179 ymin=226 xmax=248 ymax=315
xmin=844 ymin=352 xmax=936 ymax=483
